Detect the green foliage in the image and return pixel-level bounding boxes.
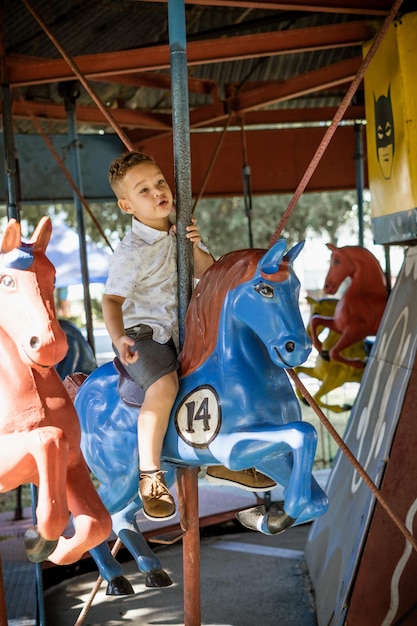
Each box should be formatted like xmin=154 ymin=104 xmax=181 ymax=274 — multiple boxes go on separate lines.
xmin=91 ymin=297 xmax=105 ymax=323
xmin=195 ymin=190 xmax=364 ymax=259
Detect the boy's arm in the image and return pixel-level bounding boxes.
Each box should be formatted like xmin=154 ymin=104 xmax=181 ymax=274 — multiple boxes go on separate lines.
xmin=192 ymin=245 xmax=214 ymax=279
xmin=186 ymin=218 xmax=215 ymax=279
xmin=102 ymin=293 xmax=138 ymax=365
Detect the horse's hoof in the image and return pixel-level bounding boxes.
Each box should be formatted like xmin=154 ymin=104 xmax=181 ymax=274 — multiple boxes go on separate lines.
xmin=236 ymin=505 xmax=267 ymax=532
xmin=236 ymin=502 xmax=295 ymax=535
xmin=321 ymin=350 xmax=330 ymax=361
xmin=145 ymin=568 xmax=173 ymax=588
xmin=24 ymin=525 xmax=58 ymax=563
xmin=106 ymin=575 xmax=135 ymax=596
xmin=264 ymin=501 xmax=295 ymax=534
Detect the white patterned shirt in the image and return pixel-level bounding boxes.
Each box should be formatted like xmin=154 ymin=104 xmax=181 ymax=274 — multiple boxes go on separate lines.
xmin=104 ymin=217 xmax=179 ymax=349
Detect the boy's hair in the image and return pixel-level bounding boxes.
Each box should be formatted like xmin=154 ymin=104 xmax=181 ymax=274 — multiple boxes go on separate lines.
xmin=108 ymin=151 xmax=155 ymax=197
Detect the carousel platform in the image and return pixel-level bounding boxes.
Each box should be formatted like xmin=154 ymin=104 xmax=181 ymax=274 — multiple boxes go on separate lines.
xmin=0 ymin=507 xmax=38 ymax=626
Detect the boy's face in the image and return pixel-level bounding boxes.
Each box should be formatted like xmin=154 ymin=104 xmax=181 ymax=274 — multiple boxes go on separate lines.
xmin=117 ymin=162 xmax=174 ymax=230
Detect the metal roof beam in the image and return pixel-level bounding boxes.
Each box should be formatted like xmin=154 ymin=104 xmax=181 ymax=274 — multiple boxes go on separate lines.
xmin=145 ymin=0 xmax=391 ymax=16
xmin=7 ymin=21 xmax=374 ymax=86
xmin=189 ymin=55 xmax=361 ymax=126
xmin=7 ymin=100 xmax=172 ymax=130
xmin=7 ymin=96 xmax=364 ymax=135
xmin=100 ymin=72 xmax=218 ymax=96
xmin=199 ymin=104 xmax=366 ymax=126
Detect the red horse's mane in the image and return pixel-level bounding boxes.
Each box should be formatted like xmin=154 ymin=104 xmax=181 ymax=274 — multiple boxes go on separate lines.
xmin=331 ymin=245 xmax=387 ymax=291
xmin=330 ymin=246 xmax=385 ymax=282
xmin=180 ymin=248 xmax=264 ymax=376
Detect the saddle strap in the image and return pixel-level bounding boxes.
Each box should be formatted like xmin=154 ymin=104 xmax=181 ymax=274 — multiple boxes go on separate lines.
xmin=114 ymin=357 xmax=145 ymax=408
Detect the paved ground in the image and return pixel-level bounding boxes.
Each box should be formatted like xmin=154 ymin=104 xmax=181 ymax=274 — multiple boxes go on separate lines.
xmin=42 ymin=476 xmax=329 ymax=626
xmin=44 ymin=523 xmax=315 ymax=626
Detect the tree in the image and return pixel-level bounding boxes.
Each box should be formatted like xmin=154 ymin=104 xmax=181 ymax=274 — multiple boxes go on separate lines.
xmin=194 ymin=190 xmax=363 ymax=258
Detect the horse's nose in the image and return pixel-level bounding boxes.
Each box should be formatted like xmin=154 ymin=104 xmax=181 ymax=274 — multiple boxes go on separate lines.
xmin=30 ymin=336 xmax=41 ymax=350
xmin=285 ymin=341 xmax=295 ymax=353
xmin=23 ymin=329 xmax=68 ymax=369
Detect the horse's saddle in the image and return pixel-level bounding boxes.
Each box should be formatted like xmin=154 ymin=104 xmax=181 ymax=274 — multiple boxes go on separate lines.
xmin=114 ymin=357 xmax=145 ymax=408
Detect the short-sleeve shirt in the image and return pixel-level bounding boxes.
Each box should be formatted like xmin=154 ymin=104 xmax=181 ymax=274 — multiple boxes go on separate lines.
xmin=104 ymin=217 xmax=179 ymax=349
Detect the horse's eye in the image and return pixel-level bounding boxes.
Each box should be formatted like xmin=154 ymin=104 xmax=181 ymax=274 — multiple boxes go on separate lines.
xmin=0 ymin=275 xmax=15 ymax=289
xmin=255 ymin=283 xmax=274 ymax=299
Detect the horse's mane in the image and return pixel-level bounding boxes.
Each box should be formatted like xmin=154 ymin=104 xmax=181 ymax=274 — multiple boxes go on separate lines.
xmin=339 ymin=245 xmax=387 ymax=287
xmin=180 ymin=248 xmax=265 ymax=376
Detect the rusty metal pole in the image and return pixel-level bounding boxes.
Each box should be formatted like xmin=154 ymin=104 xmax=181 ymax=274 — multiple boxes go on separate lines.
xmin=59 ymin=81 xmax=95 ymax=354
xmin=179 ymin=468 xmax=201 ymax=626
xmin=0 ymin=3 xmax=20 ymax=221
xmin=167 ymin=1 xmax=201 ymax=625
xmin=0 ymin=555 xmax=7 ymax=626
xmin=354 ymin=121 xmax=365 ymax=248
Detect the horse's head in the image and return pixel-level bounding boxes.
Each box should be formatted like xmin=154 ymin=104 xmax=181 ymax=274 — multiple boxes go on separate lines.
xmin=231 ymin=240 xmax=311 ymax=368
xmin=0 ymin=217 xmax=68 ymax=370
xmin=323 ymin=243 xmax=355 ymax=295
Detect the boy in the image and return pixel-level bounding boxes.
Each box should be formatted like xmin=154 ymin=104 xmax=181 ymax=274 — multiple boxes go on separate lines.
xmin=104 ymin=151 xmax=275 ymax=522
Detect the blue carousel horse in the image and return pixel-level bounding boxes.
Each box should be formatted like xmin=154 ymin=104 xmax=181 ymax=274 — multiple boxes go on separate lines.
xmin=74 ymin=239 xmax=329 ymax=592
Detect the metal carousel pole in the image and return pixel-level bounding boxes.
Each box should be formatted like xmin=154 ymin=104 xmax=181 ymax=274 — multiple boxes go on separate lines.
xmin=59 ymin=80 xmax=95 ymax=354
xmin=167 ymin=1 xmax=201 ymax=624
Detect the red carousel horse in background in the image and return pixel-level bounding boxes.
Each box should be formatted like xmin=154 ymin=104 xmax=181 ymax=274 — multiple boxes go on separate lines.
xmin=0 ymin=217 xmax=112 ymax=565
xmin=295 ymin=296 xmax=366 ymax=412
xmin=310 ymin=243 xmax=388 ymax=370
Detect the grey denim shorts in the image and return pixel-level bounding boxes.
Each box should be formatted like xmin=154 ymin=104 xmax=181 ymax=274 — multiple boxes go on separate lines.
xmin=116 ymin=324 xmax=179 ymax=392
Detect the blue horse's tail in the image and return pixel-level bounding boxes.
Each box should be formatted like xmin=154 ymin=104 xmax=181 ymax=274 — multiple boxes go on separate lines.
xmin=74 ymin=361 xmax=139 ymax=514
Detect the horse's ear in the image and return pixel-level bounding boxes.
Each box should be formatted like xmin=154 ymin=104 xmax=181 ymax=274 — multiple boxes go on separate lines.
xmin=326 ymin=243 xmax=337 ymax=252
xmin=1 ymin=219 xmax=22 ymax=254
xmin=30 ymin=217 xmax=52 ymax=252
xmin=283 ymin=240 xmax=305 ymax=264
xmin=306 ymin=295 xmax=316 ymax=306
xmin=260 ymin=239 xmax=287 ymax=274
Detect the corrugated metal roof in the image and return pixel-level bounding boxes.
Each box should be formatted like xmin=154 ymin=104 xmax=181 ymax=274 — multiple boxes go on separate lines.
xmin=2 ymin=1 xmax=413 ymax=136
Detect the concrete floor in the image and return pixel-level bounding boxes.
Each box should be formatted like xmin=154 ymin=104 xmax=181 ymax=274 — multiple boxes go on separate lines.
xmin=44 ymin=522 xmax=316 ymax=626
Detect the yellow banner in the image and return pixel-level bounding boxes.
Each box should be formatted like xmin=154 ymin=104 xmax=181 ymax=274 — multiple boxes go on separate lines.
xmin=364 ymin=12 xmax=417 ymax=244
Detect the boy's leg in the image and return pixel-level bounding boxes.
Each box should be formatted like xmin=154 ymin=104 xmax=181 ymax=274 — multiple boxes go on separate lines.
xmin=138 ymin=371 xmax=179 ymax=521
xmin=138 ymin=370 xmax=178 ymax=471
